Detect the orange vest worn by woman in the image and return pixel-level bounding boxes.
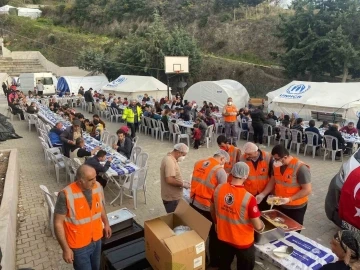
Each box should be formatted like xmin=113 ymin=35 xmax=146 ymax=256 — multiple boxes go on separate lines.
xmin=191 ymin=157 xmax=223 ymax=208
xmin=240 ymin=151 xmax=271 ymax=196
xmin=223 ymin=144 xmax=240 ymax=174
xmin=223 ymin=105 xmax=237 ymax=123
xmin=273 ymin=157 xmax=309 ymax=206
xmin=214 ymin=183 xmax=254 ymax=246
xmin=63 ymin=182 xmax=103 ymax=249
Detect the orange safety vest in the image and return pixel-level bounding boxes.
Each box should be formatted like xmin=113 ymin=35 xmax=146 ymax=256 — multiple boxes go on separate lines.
xmin=240 ymin=151 xmax=271 ymax=196
xmin=214 ymin=183 xmax=254 ymax=246
xmin=63 ymin=182 xmax=103 ymax=249
xmin=223 ymin=145 xmax=240 ymax=174
xmin=223 ymin=105 xmax=237 ymax=123
xmin=191 ymin=157 xmax=223 ymax=208
xmin=274 ymin=157 xmax=309 ymax=206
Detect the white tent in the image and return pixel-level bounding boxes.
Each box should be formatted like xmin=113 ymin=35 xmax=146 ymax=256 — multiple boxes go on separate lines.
xmin=17 ymin=8 xmax=42 ymax=19
xmin=0 ymin=5 xmax=14 ymax=14
xmin=102 ymin=75 xmax=168 ymax=101
xmin=57 ymin=75 xmax=109 ymax=95
xmin=183 ymin=80 xmax=249 ymax=109
xmin=267 ymin=81 xmax=360 ymax=122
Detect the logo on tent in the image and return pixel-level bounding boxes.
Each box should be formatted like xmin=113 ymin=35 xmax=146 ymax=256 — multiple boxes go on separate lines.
xmin=106 ymin=76 xmax=128 ymax=87
xmin=286 ymin=84 xmax=311 ymax=95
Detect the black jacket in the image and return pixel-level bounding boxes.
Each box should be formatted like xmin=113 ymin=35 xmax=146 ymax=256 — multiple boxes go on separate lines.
xmin=116 ymin=137 xmax=133 ymax=159
xmin=324 ymin=128 xmax=345 ymax=150
xmin=84 ymin=90 xmax=94 ymax=102
xmin=250 ymin=109 xmax=266 ymax=126
xmin=85 ymin=156 xmax=111 ymax=174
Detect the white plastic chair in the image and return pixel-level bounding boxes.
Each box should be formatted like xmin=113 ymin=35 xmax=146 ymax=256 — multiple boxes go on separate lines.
xmin=158 ymin=121 xmax=169 ymax=141
xmin=130 ymin=146 xmax=142 ymax=163
xmin=101 ymin=130 xmax=110 ymax=144
xmin=173 ymin=123 xmax=190 ymax=146
xmin=107 ymin=134 xmax=118 ymax=147
xmin=205 ymin=124 xmax=214 ymax=148
xmin=132 ymin=136 xmax=139 ymax=148
xmin=304 ymin=131 xmax=320 ymax=158
xmin=150 ymin=119 xmax=160 ymax=139
xmin=323 ymin=135 xmax=343 ymax=162
xmin=139 ymin=117 xmax=148 ymax=134
xmin=278 ymin=126 xmax=290 ymax=147
xmin=62 ymin=156 xmax=76 ymax=183
xmin=168 ymin=121 xmax=176 ymax=143
xmin=289 ymin=129 xmax=303 ymax=155
xmin=247 ymin=122 xmax=254 ymax=141
xmin=263 ymin=124 xmax=275 ymax=147
xmin=41 ymin=142 xmax=62 ymax=172
xmin=120 ymin=167 xmax=147 ymax=209
xmin=144 ymin=117 xmax=153 ymax=136
xmin=45 ymin=124 xmax=52 ymax=133
xmin=39 ymin=185 xmax=56 ymax=238
xmin=27 ymin=114 xmax=38 ymax=132
xmin=48 ymin=151 xmax=66 ymax=183
xmin=110 ymin=108 xmax=122 ymax=123
xmin=135 ymin=152 xmax=149 ymax=168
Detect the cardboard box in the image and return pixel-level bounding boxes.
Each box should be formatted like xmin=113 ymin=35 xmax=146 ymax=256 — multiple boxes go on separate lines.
xmin=144 ymin=199 xmax=212 ymax=270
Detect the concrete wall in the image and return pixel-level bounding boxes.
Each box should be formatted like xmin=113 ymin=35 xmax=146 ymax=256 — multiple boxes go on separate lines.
xmin=7 ymin=50 xmax=90 ymax=77
xmin=0 ymin=149 xmax=19 ymax=270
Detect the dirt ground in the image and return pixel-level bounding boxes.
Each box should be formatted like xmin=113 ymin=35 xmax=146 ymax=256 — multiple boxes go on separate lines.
xmin=0 ymin=151 xmax=10 ymax=206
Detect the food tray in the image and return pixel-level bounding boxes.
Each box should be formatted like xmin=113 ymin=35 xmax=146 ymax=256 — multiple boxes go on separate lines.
xmin=107 ymin=208 xmax=136 ymax=233
xmin=261 ymin=210 xmax=304 ymax=232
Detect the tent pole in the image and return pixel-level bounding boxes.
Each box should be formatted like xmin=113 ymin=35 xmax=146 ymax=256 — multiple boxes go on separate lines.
xmin=167 ymin=74 xmax=170 ymax=99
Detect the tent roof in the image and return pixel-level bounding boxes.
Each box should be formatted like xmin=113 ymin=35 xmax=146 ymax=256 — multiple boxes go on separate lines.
xmin=57 ymin=75 xmax=109 ymax=93
xmin=184 ymin=79 xmax=249 ymax=109
xmin=17 ymin=7 xmax=42 ymax=13
xmin=267 ymin=81 xmax=360 ymax=109
xmin=102 ymin=75 xmax=168 ymax=92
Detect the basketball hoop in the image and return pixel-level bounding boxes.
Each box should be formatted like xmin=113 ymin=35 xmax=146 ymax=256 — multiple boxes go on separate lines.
xmin=174 ymin=70 xmax=183 ymax=74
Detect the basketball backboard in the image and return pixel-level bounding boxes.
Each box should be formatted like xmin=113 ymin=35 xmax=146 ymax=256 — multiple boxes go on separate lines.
xmin=164 ymin=56 xmax=189 ymax=74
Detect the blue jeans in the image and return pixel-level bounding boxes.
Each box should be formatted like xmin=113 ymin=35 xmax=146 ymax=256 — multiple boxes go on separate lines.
xmin=72 ymin=240 xmax=101 ymax=270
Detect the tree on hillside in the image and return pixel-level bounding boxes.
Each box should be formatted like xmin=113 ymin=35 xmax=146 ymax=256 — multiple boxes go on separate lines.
xmin=77 ymin=12 xmax=202 ymax=81
xmin=275 ymin=0 xmax=360 ymax=82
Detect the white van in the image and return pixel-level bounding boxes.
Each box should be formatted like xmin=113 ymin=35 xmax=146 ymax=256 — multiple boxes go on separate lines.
xmin=18 ymin=73 xmax=57 ymax=95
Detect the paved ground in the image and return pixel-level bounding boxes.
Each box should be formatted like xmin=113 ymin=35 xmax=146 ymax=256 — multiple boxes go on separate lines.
xmin=0 ymin=99 xmax=341 ymax=269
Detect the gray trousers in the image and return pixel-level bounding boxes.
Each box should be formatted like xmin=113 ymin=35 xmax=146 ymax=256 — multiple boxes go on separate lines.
xmin=87 ymin=102 xmax=93 ymax=113
xmin=225 ymin=122 xmax=237 ymax=141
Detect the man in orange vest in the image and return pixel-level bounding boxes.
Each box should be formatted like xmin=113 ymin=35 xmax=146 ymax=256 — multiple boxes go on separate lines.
xmin=258 ymin=144 xmax=312 ymax=228
xmin=190 ymin=149 xmax=230 ymax=269
xmin=211 ymin=162 xmax=265 ymax=270
xmin=54 ymin=165 xmax=112 ymax=270
xmin=222 ymin=97 xmax=238 ymax=146
xmin=240 ymin=142 xmax=273 ymax=211
xmin=217 ymin=134 xmax=241 ymax=174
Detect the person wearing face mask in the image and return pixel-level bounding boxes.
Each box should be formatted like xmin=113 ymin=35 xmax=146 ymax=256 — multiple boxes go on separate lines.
xmin=319 ymin=230 xmax=360 ymax=270
xmin=239 ymin=142 xmax=273 ymax=211
xmin=217 ymin=135 xmax=241 ymax=174
xmin=160 ymin=143 xmax=190 ymax=213
xmin=190 ymin=149 xmax=230 ymax=269
xmin=210 ymin=162 xmax=265 ymax=270
xmin=257 ymin=144 xmax=312 ymax=229
xmin=222 ymin=97 xmax=238 ymax=146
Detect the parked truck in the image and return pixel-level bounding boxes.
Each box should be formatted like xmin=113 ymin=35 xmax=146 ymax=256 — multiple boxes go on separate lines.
xmin=18 ymin=73 xmax=57 ymax=95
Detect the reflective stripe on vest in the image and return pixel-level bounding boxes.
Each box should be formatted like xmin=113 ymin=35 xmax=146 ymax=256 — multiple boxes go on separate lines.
xmin=213 ymin=183 xmax=254 ymax=246
xmin=191 ymin=158 xmax=222 ymax=207
xmin=63 ymin=182 xmax=103 ymax=248
xmin=240 ymin=151 xmax=271 ymax=195
xmin=224 ymin=145 xmax=239 ymax=174
xmin=274 ymin=158 xmax=309 ymax=206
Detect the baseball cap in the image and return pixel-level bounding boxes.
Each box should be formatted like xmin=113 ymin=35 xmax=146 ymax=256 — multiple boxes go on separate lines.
xmin=120 ymin=126 xmax=130 ymax=133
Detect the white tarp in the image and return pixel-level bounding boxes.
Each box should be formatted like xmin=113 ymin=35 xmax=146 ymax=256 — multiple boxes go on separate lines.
xmin=183 ymin=79 xmax=249 ymax=109
xmin=57 ymin=75 xmax=109 ymax=95
xmin=17 ymin=8 xmax=42 ymax=19
xmin=267 ymin=81 xmax=360 ymax=122
xmin=102 ymin=75 xmax=168 ymax=101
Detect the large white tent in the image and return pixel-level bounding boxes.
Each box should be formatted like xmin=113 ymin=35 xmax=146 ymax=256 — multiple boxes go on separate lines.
xmin=183 ymin=80 xmax=249 ymax=109
xmin=57 ymin=75 xmax=108 ymax=95
xmin=267 ymin=81 xmax=360 ymax=122
xmin=102 ymin=75 xmax=168 ymax=101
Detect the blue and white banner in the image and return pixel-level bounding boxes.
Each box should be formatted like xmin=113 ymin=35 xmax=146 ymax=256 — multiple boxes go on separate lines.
xmin=106 ymin=76 xmax=128 ymax=87
xmin=255 ymin=232 xmax=337 ymax=270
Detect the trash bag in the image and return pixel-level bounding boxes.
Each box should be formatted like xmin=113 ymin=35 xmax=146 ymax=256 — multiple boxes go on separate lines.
xmin=0 ymin=113 xmax=19 ymax=141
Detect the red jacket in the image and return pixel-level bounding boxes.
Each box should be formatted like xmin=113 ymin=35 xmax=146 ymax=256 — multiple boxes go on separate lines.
xmin=193 ymin=129 xmax=202 ymax=140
